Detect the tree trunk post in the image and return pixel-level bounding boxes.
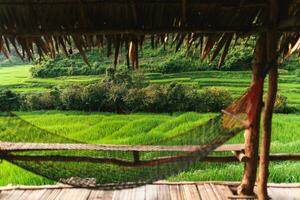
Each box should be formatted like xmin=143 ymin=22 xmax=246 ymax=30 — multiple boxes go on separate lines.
xmin=257 ymin=1 xmax=280 ymax=199
xmin=238 ymin=35 xmax=266 ymax=196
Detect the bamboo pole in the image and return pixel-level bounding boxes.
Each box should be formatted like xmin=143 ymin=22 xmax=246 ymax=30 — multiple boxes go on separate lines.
xmin=257 ymin=0 xmax=281 ymax=199
xmin=237 ymin=35 xmax=266 ymax=196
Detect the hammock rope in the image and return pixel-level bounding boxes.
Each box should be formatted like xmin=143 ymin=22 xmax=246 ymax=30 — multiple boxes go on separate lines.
xmin=0 ymin=83 xmax=260 ymax=188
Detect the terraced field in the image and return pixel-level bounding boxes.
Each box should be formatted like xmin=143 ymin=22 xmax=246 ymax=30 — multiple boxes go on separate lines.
xmin=0 ymin=65 xmax=299 ymax=186
xmin=1 ymin=65 xmax=299 ymax=108
xmin=0 ymin=111 xmax=299 ymax=186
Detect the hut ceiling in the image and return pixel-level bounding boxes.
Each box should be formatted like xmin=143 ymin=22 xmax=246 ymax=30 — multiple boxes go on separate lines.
xmin=1 ymin=0 xmax=300 ymax=64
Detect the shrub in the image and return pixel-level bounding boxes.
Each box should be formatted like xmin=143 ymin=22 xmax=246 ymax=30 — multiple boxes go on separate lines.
xmin=131 ymin=72 xmax=149 ymax=88
xmin=20 ymin=82 xmax=235 ymax=113
xmin=103 ymin=67 xmax=133 ymax=87
xmin=296 ymin=69 xmax=300 ymax=77
xmin=141 ymin=51 xmax=210 ymax=73
xmin=124 ymin=88 xmax=147 ymax=111
xmin=143 ymin=84 xmax=168 ymax=112
xmin=81 ymin=83 xmax=108 ymax=111
xmin=60 ymin=84 xmax=84 ymax=110
xmin=272 ymin=94 xmax=297 ymax=113
xmin=221 ymin=43 xmax=253 ymax=70
xmin=198 ymin=87 xmax=233 ymax=112
xmin=107 ymin=84 xmax=128 ymax=113
xmin=0 ymin=90 xmax=20 ymax=111
xmin=163 ymin=82 xmax=197 ymax=112
xmin=31 ymin=52 xmax=106 ymax=78
xmin=23 ymin=94 xmax=43 ymax=110
xmin=261 ymin=93 xmax=297 ymax=113
xmin=280 ymin=55 xmax=300 ymax=71
xmin=23 ymin=89 xmax=61 ymax=110
xmin=43 ymin=89 xmax=62 ymax=109
xmin=273 ymin=94 xmax=288 ymax=113
xmin=18 ymin=71 xmax=236 ymax=113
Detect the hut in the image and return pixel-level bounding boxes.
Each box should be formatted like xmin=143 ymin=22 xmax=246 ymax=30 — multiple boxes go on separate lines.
xmin=0 ymin=0 xmax=300 ymax=199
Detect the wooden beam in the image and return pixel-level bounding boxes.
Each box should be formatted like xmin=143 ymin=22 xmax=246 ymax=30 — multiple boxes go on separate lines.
xmin=232 ymin=151 xmax=248 ymax=162
xmin=0 ymin=0 xmax=267 ymax=6
xmin=228 ymin=195 xmax=257 ymax=199
xmin=0 ymin=142 xmax=245 ymax=153
xmin=268 ymin=153 xmax=300 ymax=161
xmin=0 ymin=26 xmax=263 ymax=37
xmin=1 ymin=153 xmax=299 ymax=168
xmin=2 ymin=25 xmax=300 ymax=38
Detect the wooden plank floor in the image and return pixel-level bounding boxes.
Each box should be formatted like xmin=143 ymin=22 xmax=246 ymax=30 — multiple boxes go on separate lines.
xmin=0 ymin=182 xmax=300 ymax=200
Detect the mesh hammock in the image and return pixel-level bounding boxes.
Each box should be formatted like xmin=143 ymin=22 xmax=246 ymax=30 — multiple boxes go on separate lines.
xmin=0 ymin=82 xmax=262 ymax=189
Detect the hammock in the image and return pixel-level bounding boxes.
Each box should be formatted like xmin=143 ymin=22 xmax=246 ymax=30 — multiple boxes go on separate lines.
xmin=0 ymin=83 xmax=260 ymax=189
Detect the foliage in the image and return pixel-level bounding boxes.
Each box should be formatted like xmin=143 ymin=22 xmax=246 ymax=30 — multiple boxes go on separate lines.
xmin=81 ymin=82 xmax=108 ymax=111
xmin=260 ymin=93 xmax=298 ymax=114
xmin=23 ymin=89 xmax=61 ymax=110
xmin=296 ymin=69 xmax=300 ymax=77
xmin=30 ymin=62 xmax=106 ymax=78
xmin=30 ymin=51 xmax=108 ymax=77
xmin=30 ymin=39 xmax=258 ymax=78
xmin=220 ymin=39 xmax=254 ymax=70
xmin=60 ymin=84 xmax=84 ymax=110
xmin=1 ymin=65 xmax=300 ymax=111
xmin=281 ymin=54 xmax=300 ymax=71
xmin=198 ymin=87 xmax=233 ymax=112
xmin=0 ymin=90 xmax=20 ymax=111
xmin=142 ymin=84 xmax=168 ymax=112
xmin=28 ymin=37 xmax=300 ymax=78
xmin=123 ymin=88 xmax=147 ymax=111
xmin=0 ymin=54 xmax=26 ymax=67
xmin=163 ymin=82 xmax=198 ymax=112
xmin=273 ymin=94 xmax=298 ymax=113
xmin=140 ymin=50 xmax=211 ymax=73
xmin=22 ymin=79 xmax=233 ymax=113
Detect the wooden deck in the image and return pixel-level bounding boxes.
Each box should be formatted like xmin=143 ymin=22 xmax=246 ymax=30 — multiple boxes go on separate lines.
xmin=0 ymin=182 xmax=300 ymax=200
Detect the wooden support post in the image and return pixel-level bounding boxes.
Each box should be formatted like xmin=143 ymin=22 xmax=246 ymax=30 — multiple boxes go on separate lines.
xmin=133 ymin=151 xmax=140 ymax=163
xmin=257 ymin=66 xmax=277 ymax=200
xmin=238 ymin=35 xmax=266 ymax=196
xmin=257 ymin=1 xmax=281 ymax=199
xmin=258 ymin=0 xmax=279 ymax=200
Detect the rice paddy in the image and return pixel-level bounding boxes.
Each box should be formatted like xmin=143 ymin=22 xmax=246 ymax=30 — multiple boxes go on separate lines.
xmin=0 ymin=65 xmax=299 ymax=186
xmin=0 ymin=111 xmax=299 ymax=186
xmin=0 ymin=65 xmax=299 ymax=109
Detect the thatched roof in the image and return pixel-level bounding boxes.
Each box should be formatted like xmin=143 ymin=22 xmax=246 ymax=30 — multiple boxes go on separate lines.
xmin=1 ymin=0 xmax=300 ymax=66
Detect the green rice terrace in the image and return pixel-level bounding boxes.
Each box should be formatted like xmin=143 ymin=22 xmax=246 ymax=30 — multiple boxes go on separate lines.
xmin=0 ymin=64 xmax=299 ymax=186
xmin=1 ymin=65 xmax=300 ymax=109
xmin=0 ymin=111 xmax=300 ymax=185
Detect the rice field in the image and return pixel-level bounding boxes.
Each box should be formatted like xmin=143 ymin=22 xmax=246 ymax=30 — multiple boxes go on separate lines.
xmin=0 ymin=65 xmax=299 ymax=186
xmin=0 ymin=65 xmax=299 ymax=109
xmin=0 ymin=111 xmax=299 ymax=186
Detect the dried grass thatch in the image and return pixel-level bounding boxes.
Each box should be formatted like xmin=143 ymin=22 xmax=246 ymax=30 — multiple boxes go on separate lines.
xmin=0 ymin=0 xmax=300 ymax=67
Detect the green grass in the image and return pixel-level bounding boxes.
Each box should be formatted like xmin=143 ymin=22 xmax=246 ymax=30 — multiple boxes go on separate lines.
xmin=0 ymin=111 xmax=300 ymax=186
xmin=1 ymin=65 xmax=299 ymax=108
xmin=0 ymin=65 xmax=299 ymax=186
xmin=0 ymin=65 xmax=102 ymax=92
